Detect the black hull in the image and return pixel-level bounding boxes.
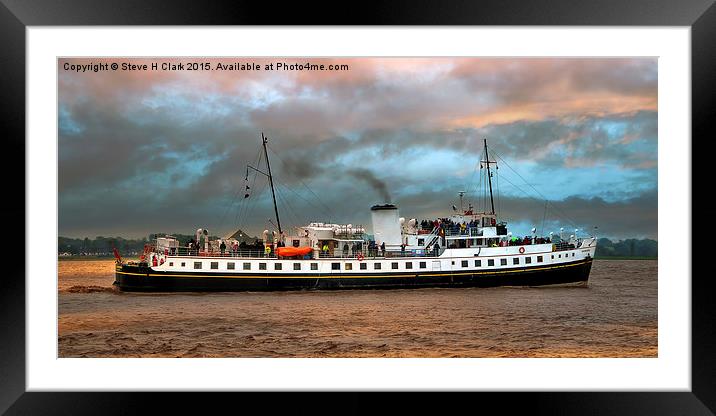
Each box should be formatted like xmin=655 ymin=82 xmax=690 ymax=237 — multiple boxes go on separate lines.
xmin=114 ymin=259 xmax=593 ymax=292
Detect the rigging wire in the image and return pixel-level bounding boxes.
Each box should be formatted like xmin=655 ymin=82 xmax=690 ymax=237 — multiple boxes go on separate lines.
xmin=273 ymin=182 xmax=304 ymax=232
xmin=490 ymin=171 xmax=542 ymax=223
xmin=214 ymin=184 xmax=243 ymax=237
xmin=235 ymin=149 xmax=265 ymax=234
xmin=495 ymin=166 xmax=501 ymax=219
xmin=266 ymin=144 xmax=335 ymax=221
xmin=236 ymin=176 xmax=266 ymax=236
xmin=208 ymin=145 xmax=263 ymax=238
xmin=489 ymin=146 xmax=583 ymax=234
xmin=273 ymin=175 xmax=335 ymax=221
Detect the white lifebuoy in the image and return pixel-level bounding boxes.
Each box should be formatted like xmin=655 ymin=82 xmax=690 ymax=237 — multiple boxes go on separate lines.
xmin=519 ymin=247 xmax=525 ymax=254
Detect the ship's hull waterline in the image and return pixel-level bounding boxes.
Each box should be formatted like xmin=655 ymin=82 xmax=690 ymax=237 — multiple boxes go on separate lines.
xmin=114 ymin=258 xmax=593 ymax=292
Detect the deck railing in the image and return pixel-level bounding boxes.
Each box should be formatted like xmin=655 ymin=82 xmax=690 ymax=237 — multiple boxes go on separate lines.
xmin=149 ymin=239 xmax=578 ymax=261
xmin=152 ymin=246 xmax=448 ymax=260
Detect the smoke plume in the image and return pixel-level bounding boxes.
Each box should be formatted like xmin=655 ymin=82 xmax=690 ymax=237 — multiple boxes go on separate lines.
xmin=348 ymin=168 xmax=391 ymax=203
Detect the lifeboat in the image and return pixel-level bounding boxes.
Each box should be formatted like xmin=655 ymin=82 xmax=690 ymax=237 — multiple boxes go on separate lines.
xmin=276 ymin=246 xmax=313 ymax=257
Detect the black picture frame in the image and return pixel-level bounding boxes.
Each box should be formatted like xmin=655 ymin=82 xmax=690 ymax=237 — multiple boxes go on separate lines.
xmin=3 ymin=0 xmax=710 ymax=414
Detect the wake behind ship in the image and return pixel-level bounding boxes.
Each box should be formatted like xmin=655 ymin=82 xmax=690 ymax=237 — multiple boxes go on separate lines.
xmin=114 ymin=135 xmax=597 ymax=292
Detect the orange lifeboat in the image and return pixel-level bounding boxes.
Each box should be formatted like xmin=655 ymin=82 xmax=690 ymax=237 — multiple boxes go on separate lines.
xmin=276 ymin=246 xmax=313 ymax=257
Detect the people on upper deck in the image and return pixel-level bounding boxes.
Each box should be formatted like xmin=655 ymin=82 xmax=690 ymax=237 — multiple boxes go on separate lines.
xmin=418 ymin=217 xmax=486 ymax=236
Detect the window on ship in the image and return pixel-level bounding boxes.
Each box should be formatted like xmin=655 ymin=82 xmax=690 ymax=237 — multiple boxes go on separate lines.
xmin=227 ymin=262 xmax=235 ymax=270
xmin=488 ymin=259 xmax=494 ymax=267
xmin=332 ymin=263 xmax=340 ymax=270
xmin=194 ymin=262 xmax=202 ymax=269
xmin=243 ymin=262 xmax=250 ymax=270
xmin=259 ymin=263 xmax=267 ymax=270
xmin=500 ymin=259 xmax=507 ymax=266
xmin=294 ymin=263 xmax=301 ymax=271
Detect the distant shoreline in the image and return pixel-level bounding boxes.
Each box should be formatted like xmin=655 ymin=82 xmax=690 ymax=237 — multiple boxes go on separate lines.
xmin=58 ymin=256 xmax=116 ymax=261
xmin=594 ymin=256 xmax=657 ymax=260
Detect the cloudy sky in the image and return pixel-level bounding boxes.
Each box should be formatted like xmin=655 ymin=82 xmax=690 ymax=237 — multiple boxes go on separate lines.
xmin=58 ymin=57 xmax=657 ymax=240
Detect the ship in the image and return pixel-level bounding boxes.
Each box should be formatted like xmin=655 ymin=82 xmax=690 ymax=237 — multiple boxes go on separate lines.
xmin=114 ymin=134 xmax=597 ymax=292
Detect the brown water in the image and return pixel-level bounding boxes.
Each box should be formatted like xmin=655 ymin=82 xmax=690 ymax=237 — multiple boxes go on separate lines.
xmin=58 ymin=259 xmax=657 ymax=357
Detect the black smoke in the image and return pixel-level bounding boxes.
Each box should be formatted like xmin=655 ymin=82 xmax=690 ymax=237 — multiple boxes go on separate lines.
xmin=348 ymin=168 xmax=391 ymax=203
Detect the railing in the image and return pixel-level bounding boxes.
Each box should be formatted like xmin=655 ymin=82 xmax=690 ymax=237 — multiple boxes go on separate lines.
xmin=148 ymin=236 xmax=579 ymax=261
xmin=422 ymin=226 xmax=442 ymax=250
xmin=442 ymin=227 xmax=484 ymax=237
xmin=157 ymin=247 xmax=279 ymax=258
xmin=151 ymin=246 xmax=447 ymax=260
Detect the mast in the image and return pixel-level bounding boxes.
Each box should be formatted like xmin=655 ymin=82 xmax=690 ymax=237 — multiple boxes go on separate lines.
xmin=262 ymin=133 xmax=282 ymax=236
xmin=483 ymin=138 xmax=496 ymax=215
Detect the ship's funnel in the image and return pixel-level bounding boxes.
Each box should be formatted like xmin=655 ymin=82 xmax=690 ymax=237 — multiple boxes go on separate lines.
xmin=370 ymin=204 xmax=401 ymax=248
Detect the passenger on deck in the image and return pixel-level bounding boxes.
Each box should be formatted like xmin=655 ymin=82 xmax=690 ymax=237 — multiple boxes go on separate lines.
xmin=380 ymin=242 xmax=386 ymax=257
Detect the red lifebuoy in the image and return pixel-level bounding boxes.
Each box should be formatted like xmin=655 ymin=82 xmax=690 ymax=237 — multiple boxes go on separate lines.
xmin=519 ymin=247 xmax=525 ymax=254
xmin=357 ymin=253 xmax=365 ymax=261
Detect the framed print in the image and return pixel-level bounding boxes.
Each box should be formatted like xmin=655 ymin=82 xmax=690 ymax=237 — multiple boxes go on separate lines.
xmin=5 ymin=0 xmax=712 ymax=414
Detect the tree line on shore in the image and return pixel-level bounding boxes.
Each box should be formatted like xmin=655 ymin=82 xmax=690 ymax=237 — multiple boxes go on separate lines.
xmin=594 ymin=238 xmax=657 ymax=258
xmin=58 ymin=232 xmax=257 ymax=256
xmin=58 ymin=234 xmax=657 ymax=258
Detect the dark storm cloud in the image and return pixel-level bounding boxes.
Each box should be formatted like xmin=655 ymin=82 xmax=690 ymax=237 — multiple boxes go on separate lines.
xmin=259 ymin=110 xmax=656 ymax=176
xmin=58 ymin=57 xmax=657 ymax=240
